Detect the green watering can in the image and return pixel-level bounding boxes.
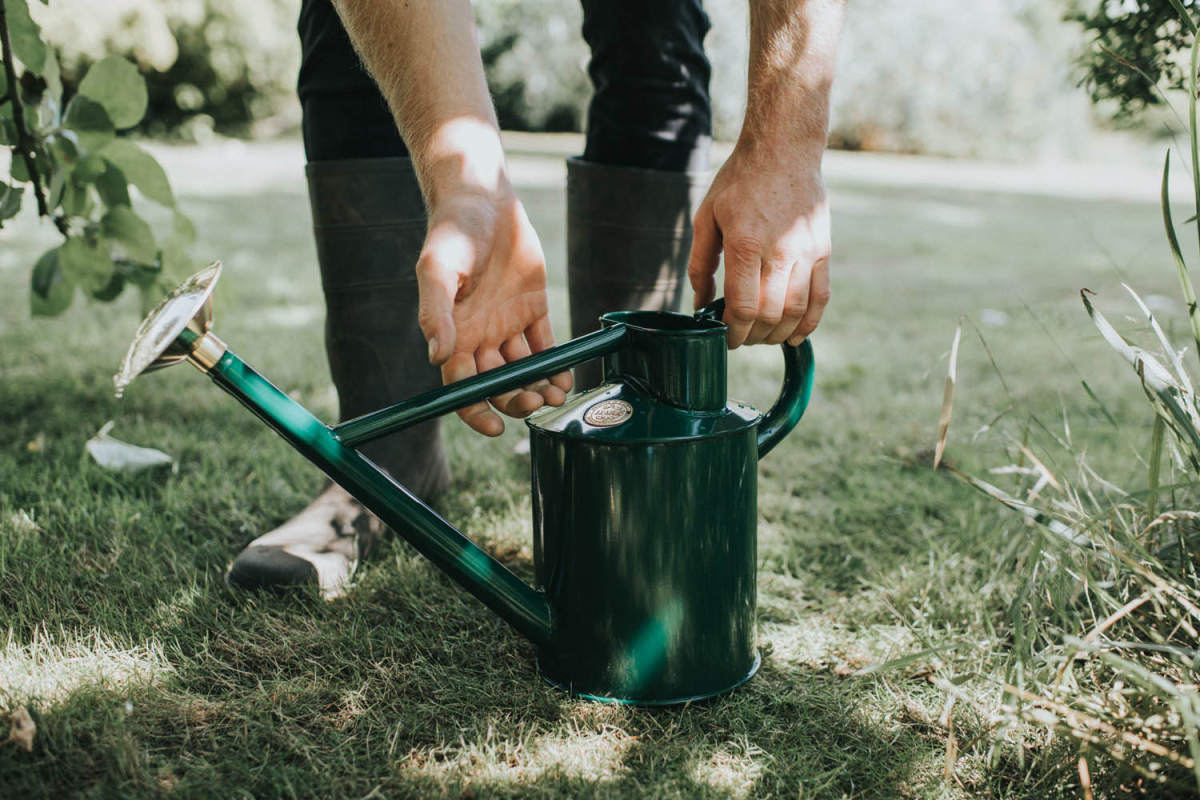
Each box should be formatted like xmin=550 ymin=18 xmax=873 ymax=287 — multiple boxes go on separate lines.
xmin=114 ymin=262 xmax=814 ymax=705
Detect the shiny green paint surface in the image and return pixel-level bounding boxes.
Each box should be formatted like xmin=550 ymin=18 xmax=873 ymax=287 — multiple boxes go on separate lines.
xmin=599 ymin=310 xmax=729 ymax=411
xmin=757 ymin=337 xmax=814 ymax=458
xmin=522 ymin=307 xmax=815 ymax=703
xmin=333 ymin=326 xmax=629 ymax=446
xmin=208 ymin=352 xmax=555 ymax=647
xmin=529 ymin=423 xmax=760 ymax=702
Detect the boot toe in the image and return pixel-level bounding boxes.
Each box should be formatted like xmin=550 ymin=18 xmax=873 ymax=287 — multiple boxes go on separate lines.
xmin=226 ymin=545 xmax=318 ymax=593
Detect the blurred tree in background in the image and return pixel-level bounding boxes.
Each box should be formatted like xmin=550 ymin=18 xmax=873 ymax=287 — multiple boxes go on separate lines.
xmin=27 ymin=0 xmax=1150 ymax=158
xmin=1068 ymin=0 xmax=1194 ymax=118
xmin=833 ymin=0 xmax=1091 ymax=158
xmin=34 ymin=0 xmax=300 ymax=140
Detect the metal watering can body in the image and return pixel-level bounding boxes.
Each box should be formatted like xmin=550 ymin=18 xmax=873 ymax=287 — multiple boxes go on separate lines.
xmin=115 ymin=263 xmax=814 ymax=705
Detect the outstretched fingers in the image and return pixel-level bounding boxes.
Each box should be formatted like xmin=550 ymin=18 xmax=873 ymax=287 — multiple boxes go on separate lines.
xmin=524 ymin=315 xmax=572 ymax=395
xmin=442 ymin=351 xmax=505 ymax=436
xmin=416 ymin=231 xmax=468 ymax=365
xmin=478 ymin=346 xmax=544 ymax=420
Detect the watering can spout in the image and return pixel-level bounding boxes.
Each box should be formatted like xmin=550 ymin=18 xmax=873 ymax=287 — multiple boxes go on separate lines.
xmin=111 ymin=262 xmax=632 ymax=648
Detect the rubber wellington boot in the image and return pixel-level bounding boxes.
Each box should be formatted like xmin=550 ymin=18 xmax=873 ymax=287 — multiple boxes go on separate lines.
xmin=226 ymin=157 xmax=448 ymax=598
xmin=566 ymin=157 xmax=710 ymax=390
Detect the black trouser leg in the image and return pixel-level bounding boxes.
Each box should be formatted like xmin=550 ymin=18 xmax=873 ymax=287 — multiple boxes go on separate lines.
xmin=569 ymin=0 xmax=714 ymax=388
xmin=297 ymin=0 xmax=446 ymax=499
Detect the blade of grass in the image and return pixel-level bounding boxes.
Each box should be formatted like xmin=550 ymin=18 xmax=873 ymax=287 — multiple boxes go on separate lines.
xmin=1191 ymin=31 xmax=1200 ymax=257
xmin=934 ymin=316 xmax=962 ymax=469
xmin=1082 ymin=289 xmax=1200 ymax=455
xmin=1149 ymin=415 xmax=1166 ymax=520
xmin=1163 ymin=151 xmax=1200 ymax=370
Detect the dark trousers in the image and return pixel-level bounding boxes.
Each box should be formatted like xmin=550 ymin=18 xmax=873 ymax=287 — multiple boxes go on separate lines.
xmin=296 ymin=0 xmax=713 ymax=172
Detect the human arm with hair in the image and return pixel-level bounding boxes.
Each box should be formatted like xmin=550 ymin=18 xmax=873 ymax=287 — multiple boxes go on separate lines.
xmin=688 ymin=0 xmax=847 ymax=348
xmin=330 ymin=0 xmax=571 ymax=435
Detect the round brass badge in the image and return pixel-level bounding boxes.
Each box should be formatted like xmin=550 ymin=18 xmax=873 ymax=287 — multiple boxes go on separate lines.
xmin=583 ymin=399 xmax=634 ymax=427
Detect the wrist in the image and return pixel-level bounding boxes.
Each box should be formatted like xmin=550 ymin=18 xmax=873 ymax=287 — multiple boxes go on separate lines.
xmin=414 ymin=118 xmax=512 ymax=208
xmin=733 ymin=121 xmax=828 ymax=172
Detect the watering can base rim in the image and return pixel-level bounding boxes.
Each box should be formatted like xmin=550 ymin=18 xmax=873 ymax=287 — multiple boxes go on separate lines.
xmin=535 ymin=651 xmax=761 ymax=706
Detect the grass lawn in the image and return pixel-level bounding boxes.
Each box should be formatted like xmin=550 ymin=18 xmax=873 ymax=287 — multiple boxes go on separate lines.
xmin=0 ymin=137 xmax=1189 ymax=798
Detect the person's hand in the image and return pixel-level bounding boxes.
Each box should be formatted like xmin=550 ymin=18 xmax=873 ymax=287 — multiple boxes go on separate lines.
xmin=416 ymin=188 xmax=573 ymax=436
xmin=687 ymin=143 xmax=831 ymax=349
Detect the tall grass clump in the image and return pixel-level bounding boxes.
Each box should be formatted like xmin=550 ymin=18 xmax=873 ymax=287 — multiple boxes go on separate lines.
xmin=936 ymin=4 xmax=1200 ymax=793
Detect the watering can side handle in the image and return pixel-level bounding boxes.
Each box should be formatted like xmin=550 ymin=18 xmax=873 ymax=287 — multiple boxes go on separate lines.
xmin=756 ymin=338 xmax=814 ymax=458
xmin=694 ymin=299 xmax=815 ymax=459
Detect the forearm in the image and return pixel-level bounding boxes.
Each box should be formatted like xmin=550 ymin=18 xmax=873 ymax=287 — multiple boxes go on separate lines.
xmin=330 ymin=0 xmax=507 ymax=205
xmin=743 ymin=0 xmax=847 ymax=160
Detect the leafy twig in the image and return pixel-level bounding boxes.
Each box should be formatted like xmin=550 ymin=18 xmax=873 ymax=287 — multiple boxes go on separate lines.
xmin=0 ymin=0 xmax=64 ymax=235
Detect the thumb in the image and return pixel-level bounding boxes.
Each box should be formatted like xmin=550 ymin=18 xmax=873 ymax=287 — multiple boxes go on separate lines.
xmin=415 ymin=252 xmax=459 ymax=366
xmin=687 ymin=202 xmax=721 ymax=309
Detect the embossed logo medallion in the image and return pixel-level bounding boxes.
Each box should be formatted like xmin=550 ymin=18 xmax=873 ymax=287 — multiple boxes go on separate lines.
xmin=583 ymin=399 xmax=633 ymax=427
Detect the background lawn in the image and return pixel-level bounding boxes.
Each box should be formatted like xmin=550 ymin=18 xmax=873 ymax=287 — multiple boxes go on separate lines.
xmin=0 ymin=135 xmax=1190 ymax=798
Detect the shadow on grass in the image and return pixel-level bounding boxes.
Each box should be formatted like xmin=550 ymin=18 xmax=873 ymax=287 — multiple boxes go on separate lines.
xmin=0 ymin=366 xmax=1062 ymax=798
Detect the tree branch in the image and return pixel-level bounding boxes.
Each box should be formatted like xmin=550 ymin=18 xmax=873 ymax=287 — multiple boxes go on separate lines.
xmin=0 ymin=1 xmax=65 ymax=235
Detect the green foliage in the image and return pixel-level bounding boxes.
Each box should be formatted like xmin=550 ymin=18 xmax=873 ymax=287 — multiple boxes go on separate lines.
xmin=832 ymin=0 xmax=1089 ymax=158
xmin=35 ymin=0 xmax=301 ymax=139
xmin=1068 ymin=0 xmax=1197 ymax=118
xmin=0 ymin=0 xmax=195 ymax=318
xmin=2 ymin=0 xmax=43 ymax=76
xmin=76 ymin=55 xmax=147 ymax=130
xmin=940 ymin=5 xmax=1200 ymax=789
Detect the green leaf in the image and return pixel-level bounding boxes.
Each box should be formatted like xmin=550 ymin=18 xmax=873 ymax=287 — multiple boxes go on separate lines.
xmin=42 ymin=47 xmax=60 ymax=102
xmin=58 ymin=236 xmax=112 ymax=293
xmin=48 ymin=132 xmax=78 ymax=164
xmin=126 ymin=259 xmax=163 ymax=289
xmin=1161 ymin=151 xmax=1200 ymax=370
xmin=60 ymin=178 xmax=89 ymax=216
xmin=10 ymin=153 xmax=28 ymax=182
xmin=98 ymin=139 xmax=173 ymax=206
xmin=31 ymin=90 xmax=58 ymax=134
xmin=2 ymin=0 xmax=45 ymax=77
xmin=91 ymin=271 xmax=124 ymax=302
xmin=72 ymin=153 xmax=106 ymax=183
xmin=171 ymin=210 xmax=196 ymax=245
xmin=100 ymin=205 xmax=156 ymax=263
xmin=0 ymin=114 xmax=16 ymax=145
xmin=30 ymin=247 xmax=75 ymax=317
xmin=94 ymin=164 xmax=129 ymax=207
xmin=46 ymin=165 xmax=64 ymax=210
xmin=0 ymin=180 xmax=22 ymax=224
xmin=76 ymin=56 xmax=147 ymax=130
xmin=63 ymin=95 xmax=114 ymax=153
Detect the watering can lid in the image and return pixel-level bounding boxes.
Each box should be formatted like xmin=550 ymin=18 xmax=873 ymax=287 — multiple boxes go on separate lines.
xmin=526 ymin=382 xmax=760 ymax=444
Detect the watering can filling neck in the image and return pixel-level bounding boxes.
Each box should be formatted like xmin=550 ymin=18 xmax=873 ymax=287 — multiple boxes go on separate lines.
xmin=597 ymin=309 xmax=729 ymax=411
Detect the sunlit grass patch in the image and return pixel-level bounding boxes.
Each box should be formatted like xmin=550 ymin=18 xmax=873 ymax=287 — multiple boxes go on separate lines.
xmin=0 ymin=629 xmax=172 ymax=706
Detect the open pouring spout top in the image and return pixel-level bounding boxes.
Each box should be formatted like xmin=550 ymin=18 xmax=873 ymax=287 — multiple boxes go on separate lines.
xmin=113 ymin=261 xmax=224 ymax=397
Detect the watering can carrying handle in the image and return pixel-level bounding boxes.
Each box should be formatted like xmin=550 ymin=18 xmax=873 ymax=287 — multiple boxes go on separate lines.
xmin=334 ymin=298 xmax=815 ymax=455
xmin=694 ymin=299 xmax=815 ymax=458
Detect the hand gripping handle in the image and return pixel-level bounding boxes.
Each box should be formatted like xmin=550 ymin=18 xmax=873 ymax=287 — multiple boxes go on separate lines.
xmin=694 ymin=299 xmax=815 ymax=458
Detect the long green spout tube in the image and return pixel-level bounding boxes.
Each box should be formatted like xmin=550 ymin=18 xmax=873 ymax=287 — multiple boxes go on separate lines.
xmin=207 ymin=351 xmax=557 ymax=647
xmin=334 ymin=325 xmax=630 ymax=446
